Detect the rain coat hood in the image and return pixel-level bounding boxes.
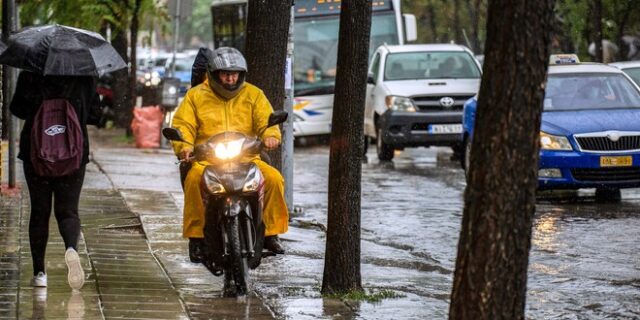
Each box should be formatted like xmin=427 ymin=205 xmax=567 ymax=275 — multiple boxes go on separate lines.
xmin=170 ymin=78 xmax=281 ymax=159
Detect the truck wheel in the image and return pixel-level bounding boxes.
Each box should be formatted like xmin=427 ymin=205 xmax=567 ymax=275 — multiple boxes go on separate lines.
xmin=376 ymin=128 xmax=394 ymax=161
xmin=363 ymin=135 xmax=369 ymax=156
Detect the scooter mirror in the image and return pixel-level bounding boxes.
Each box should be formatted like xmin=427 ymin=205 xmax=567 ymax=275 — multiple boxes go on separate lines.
xmin=267 ymin=110 xmax=288 ymax=127
xmin=162 ymin=128 xmax=185 ymax=142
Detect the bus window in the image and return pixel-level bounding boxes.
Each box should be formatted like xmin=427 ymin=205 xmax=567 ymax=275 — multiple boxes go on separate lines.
xmin=211 ymin=2 xmax=247 ymax=53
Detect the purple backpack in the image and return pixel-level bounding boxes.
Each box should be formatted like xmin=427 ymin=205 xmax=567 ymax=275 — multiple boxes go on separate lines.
xmin=30 ymin=99 xmax=83 ymax=177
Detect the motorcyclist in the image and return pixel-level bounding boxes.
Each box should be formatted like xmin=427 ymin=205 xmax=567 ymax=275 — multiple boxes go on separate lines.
xmin=171 ymin=47 xmax=288 ymax=262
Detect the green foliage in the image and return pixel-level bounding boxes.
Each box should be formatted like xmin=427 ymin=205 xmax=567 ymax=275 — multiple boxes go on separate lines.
xmin=17 ymin=0 xmax=168 ymax=36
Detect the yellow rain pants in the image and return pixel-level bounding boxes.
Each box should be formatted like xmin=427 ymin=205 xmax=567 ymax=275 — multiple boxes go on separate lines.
xmin=182 ymin=159 xmax=288 ymax=238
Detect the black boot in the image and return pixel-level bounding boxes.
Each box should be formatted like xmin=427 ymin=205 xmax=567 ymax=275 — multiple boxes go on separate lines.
xmin=264 ymin=235 xmax=285 ymax=254
xmin=189 ymin=238 xmax=205 ymax=263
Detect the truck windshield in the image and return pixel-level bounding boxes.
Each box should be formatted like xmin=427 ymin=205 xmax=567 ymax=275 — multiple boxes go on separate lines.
xmin=294 ymin=13 xmax=398 ymax=96
xmin=544 ymin=73 xmax=640 ymax=111
xmin=384 ymin=51 xmax=481 ymax=81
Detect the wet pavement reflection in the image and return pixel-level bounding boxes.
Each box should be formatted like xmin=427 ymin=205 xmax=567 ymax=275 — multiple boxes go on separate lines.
xmin=290 ymin=145 xmax=639 ymax=319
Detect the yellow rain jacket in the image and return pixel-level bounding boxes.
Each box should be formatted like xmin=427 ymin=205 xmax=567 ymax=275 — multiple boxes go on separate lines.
xmin=171 ymin=79 xmax=289 ymax=238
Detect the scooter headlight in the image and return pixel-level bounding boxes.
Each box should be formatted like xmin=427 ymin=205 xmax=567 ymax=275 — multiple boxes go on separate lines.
xmin=203 ymin=169 xmax=226 ymax=194
xmin=214 ymin=138 xmax=245 ymax=160
xmin=242 ymin=166 xmax=263 ymax=192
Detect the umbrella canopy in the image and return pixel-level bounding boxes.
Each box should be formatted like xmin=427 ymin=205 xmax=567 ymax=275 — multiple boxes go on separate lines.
xmin=0 ymin=24 xmax=126 ymax=77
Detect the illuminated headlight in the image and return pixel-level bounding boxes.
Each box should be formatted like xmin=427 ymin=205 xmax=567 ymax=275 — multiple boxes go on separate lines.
xmin=168 ymin=86 xmax=177 ymax=95
xmin=385 ymin=96 xmax=416 ymax=112
xmin=151 ymin=77 xmax=161 ymax=86
xmin=539 ymin=168 xmax=562 ymax=178
xmin=214 ymin=138 xmax=245 ymax=160
xmin=203 ymin=170 xmax=225 ymax=194
xmin=144 ymin=73 xmax=151 ymax=80
xmin=242 ymin=166 xmax=263 ymax=192
xmin=540 ymin=132 xmax=572 ymax=150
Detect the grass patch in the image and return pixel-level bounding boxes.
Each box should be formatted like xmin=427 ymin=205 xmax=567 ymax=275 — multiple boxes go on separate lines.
xmin=112 ymin=134 xmax=134 ymax=144
xmin=324 ymin=289 xmax=404 ymax=303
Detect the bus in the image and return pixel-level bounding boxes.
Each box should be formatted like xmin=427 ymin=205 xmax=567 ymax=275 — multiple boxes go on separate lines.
xmin=211 ymin=0 xmax=417 ymax=137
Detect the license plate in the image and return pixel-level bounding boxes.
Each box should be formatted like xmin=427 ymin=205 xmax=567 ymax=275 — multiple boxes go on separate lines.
xmin=600 ymin=156 xmax=632 ymax=167
xmin=427 ymin=124 xmax=463 ymax=134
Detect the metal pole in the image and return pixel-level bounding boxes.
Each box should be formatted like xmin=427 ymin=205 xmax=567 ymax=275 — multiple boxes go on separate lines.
xmin=282 ymin=4 xmax=295 ymax=213
xmin=2 ymin=0 xmax=17 ymax=188
xmin=170 ymin=0 xmax=181 ymax=77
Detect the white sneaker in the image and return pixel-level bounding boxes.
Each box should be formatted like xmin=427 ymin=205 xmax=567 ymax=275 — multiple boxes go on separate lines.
xmin=31 ymin=272 xmax=47 ymax=287
xmin=65 ymin=248 xmax=85 ymax=290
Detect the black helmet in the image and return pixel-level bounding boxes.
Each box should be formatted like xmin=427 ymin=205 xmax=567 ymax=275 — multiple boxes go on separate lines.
xmin=207 ymin=47 xmax=247 ymax=99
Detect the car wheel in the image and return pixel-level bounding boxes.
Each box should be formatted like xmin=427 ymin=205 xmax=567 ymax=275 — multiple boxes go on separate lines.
xmin=595 ymin=188 xmax=621 ymax=203
xmin=376 ymin=128 xmax=394 ymax=161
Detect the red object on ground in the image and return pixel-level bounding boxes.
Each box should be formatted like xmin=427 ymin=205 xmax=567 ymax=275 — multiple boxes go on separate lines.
xmin=131 ymin=106 xmax=164 ymax=148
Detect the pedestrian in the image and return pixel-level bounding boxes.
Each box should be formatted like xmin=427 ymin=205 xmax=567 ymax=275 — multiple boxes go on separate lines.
xmin=10 ymin=70 xmax=102 ymax=290
xmin=171 ymin=47 xmax=289 ymax=263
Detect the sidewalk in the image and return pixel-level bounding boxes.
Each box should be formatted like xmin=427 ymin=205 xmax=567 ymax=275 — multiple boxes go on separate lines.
xmin=1 ymin=127 xmax=439 ymax=319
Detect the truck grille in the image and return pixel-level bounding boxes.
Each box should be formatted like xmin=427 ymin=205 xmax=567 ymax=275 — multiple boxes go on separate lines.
xmin=412 ymin=95 xmax=474 ymax=112
xmin=575 ymin=135 xmax=640 ymax=152
xmin=571 ymin=167 xmax=640 ymax=182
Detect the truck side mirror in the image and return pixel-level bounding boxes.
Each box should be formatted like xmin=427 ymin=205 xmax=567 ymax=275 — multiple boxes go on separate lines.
xmin=367 ymin=72 xmax=375 ymax=84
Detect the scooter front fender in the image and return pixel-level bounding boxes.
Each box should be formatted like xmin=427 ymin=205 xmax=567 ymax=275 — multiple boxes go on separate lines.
xmin=225 ymin=197 xmax=252 ymax=219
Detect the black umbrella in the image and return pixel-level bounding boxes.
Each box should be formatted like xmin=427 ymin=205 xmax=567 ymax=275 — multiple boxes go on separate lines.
xmin=0 ymin=24 xmax=126 ymax=77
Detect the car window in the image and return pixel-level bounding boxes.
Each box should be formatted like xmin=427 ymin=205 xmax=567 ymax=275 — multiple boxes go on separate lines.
xmin=544 ymin=73 xmax=640 ymax=111
xmin=370 ymin=52 xmax=380 ymax=83
xmin=621 ymin=67 xmax=640 ymax=87
xmin=384 ymin=51 xmax=481 ymax=80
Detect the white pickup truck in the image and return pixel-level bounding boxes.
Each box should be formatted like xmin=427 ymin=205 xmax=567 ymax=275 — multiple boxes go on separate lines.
xmin=364 ymin=44 xmax=482 ymax=161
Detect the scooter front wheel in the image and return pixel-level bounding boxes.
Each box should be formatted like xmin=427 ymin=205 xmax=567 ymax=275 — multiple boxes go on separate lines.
xmin=224 ymin=216 xmax=249 ymax=296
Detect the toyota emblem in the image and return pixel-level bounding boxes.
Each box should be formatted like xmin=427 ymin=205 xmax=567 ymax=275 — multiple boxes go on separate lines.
xmin=440 ymin=97 xmax=455 ymax=108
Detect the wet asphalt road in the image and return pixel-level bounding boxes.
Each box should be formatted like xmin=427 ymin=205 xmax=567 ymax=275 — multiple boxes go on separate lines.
xmin=293 ymin=144 xmax=640 ymax=319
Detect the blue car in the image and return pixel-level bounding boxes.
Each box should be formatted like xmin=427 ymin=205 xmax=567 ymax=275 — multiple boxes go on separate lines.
xmin=462 ymin=55 xmax=640 ymax=200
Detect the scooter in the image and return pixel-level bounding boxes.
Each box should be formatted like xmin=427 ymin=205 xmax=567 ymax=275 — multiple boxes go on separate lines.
xmin=162 ymin=110 xmax=288 ymax=296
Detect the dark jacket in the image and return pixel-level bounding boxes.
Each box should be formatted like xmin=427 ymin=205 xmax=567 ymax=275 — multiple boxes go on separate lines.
xmin=10 ymin=71 xmax=101 ymax=165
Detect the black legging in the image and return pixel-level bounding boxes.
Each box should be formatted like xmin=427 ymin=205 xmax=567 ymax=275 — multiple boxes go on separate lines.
xmin=24 ymin=163 xmax=86 ymax=276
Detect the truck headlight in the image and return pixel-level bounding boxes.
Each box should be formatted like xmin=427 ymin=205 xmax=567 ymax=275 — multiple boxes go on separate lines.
xmin=540 ymin=132 xmax=572 ymax=150
xmin=203 ymin=169 xmax=225 ymax=194
xmin=385 ymin=96 xmax=416 ymax=112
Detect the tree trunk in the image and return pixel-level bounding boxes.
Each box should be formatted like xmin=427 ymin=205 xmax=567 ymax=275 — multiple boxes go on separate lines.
xmin=428 ymin=3 xmax=438 ymax=42
xmin=465 ymin=0 xmax=484 ymax=54
xmin=453 ymin=0 xmax=463 ymax=44
xmin=449 ymin=0 xmax=555 ymax=319
xmin=592 ymin=0 xmax=603 ymax=62
xmin=111 ymin=30 xmax=132 ymax=132
xmin=615 ymin=1 xmax=632 ymax=61
xmin=321 ymin=0 xmax=371 ymax=295
xmin=244 ymin=0 xmax=293 ymax=171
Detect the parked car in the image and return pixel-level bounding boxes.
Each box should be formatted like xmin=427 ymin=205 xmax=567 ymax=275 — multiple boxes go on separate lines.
xmin=462 ymin=54 xmax=640 ymax=201
xmin=165 ymin=53 xmax=197 ymax=95
xmin=609 ymin=60 xmax=640 ymax=86
xmin=364 ymin=44 xmax=482 ymax=161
